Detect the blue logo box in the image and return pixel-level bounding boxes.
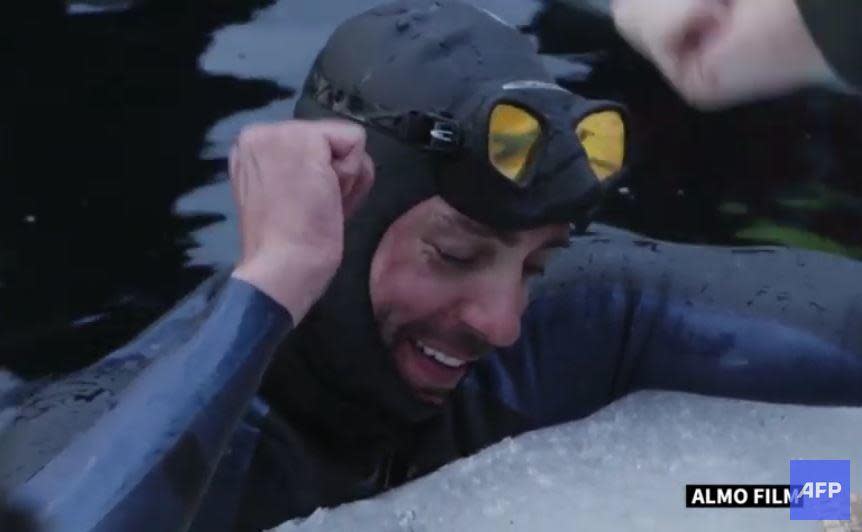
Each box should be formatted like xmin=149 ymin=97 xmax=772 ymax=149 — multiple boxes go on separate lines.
xmin=790 ymin=460 xmax=851 ymax=521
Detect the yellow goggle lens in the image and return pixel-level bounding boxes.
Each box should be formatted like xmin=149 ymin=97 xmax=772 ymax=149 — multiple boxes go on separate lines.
xmin=574 ymin=110 xmax=625 ymax=181
xmin=488 ymin=104 xmax=541 ymax=184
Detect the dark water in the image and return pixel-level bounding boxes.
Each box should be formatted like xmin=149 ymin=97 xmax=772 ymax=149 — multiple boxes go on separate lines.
xmin=2 ymin=0 xmax=861 ymax=378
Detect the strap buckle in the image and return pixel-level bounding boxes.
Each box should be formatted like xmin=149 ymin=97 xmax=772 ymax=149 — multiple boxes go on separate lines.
xmin=427 ymin=116 xmax=461 ymax=152
xmin=395 ymin=111 xmax=462 ymax=153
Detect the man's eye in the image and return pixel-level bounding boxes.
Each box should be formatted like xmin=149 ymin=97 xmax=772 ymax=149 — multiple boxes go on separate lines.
xmin=432 ymin=245 xmax=476 ymax=267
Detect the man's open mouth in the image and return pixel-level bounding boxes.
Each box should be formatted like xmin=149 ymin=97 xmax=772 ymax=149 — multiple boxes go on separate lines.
xmin=395 ymin=338 xmax=474 ymax=401
xmin=413 ymin=339 xmax=469 ymax=368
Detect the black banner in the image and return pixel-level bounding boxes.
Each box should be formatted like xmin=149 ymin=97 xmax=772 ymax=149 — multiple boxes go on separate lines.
xmin=685 ymin=485 xmax=803 ymax=508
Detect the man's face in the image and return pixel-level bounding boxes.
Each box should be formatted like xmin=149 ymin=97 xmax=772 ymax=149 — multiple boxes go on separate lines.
xmin=369 ymin=196 xmax=570 ymax=405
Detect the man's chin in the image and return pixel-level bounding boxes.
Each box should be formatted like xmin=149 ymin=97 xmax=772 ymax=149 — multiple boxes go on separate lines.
xmin=413 ymin=387 xmax=452 ymax=406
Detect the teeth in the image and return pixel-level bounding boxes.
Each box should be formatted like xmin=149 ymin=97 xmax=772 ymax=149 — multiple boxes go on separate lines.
xmin=415 ymin=340 xmax=467 ymax=368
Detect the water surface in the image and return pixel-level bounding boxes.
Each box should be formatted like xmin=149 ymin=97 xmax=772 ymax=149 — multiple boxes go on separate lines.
xmin=2 ymin=0 xmax=860 ymax=377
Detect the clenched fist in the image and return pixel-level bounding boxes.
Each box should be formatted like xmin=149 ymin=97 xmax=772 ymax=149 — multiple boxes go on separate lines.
xmin=612 ymin=0 xmax=839 ymax=109
xmin=230 ymin=120 xmax=375 ymax=321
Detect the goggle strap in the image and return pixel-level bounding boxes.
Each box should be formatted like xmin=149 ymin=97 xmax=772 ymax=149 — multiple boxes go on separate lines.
xmin=309 ymin=67 xmax=463 ymax=153
xmin=367 ymin=111 xmax=462 ymax=153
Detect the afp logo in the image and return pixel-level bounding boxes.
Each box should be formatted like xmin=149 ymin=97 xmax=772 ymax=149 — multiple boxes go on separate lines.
xmin=794 ymin=481 xmax=843 ymax=500
xmin=790 ymin=460 xmax=851 ymax=521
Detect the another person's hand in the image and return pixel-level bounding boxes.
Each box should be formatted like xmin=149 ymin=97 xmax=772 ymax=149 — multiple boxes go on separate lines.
xmin=611 ymin=0 xmax=838 ymax=109
xmin=230 ymin=120 xmax=374 ymax=321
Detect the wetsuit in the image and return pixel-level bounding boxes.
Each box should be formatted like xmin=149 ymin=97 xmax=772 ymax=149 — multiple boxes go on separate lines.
xmin=797 ymin=0 xmax=862 ymax=88
xmin=0 ymin=278 xmax=291 ymax=532
xmin=4 ymin=228 xmax=860 ymax=531
xmin=198 ymin=227 xmax=862 ymax=531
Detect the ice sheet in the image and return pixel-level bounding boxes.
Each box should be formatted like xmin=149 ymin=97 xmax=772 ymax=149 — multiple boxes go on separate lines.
xmin=274 ymin=391 xmax=862 ymax=532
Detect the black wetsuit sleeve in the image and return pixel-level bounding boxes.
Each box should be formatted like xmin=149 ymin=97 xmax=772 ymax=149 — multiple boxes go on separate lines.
xmin=796 ymin=0 xmax=862 ymax=88
xmin=470 ymin=228 xmax=862 ymax=428
xmin=3 ymin=276 xmax=292 ymax=532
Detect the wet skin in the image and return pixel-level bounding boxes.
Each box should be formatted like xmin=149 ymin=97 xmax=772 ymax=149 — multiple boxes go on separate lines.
xmin=369 ymin=196 xmax=570 ymax=405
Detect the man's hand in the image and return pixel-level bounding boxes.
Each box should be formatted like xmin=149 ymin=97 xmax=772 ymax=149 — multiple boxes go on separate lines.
xmin=230 ymin=120 xmax=374 ymax=321
xmin=612 ymin=0 xmax=838 ymax=110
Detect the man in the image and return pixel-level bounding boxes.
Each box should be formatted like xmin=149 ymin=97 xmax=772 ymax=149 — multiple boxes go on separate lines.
xmin=611 ymin=0 xmax=861 ymax=109
xmin=2 ymin=2 xmax=861 ymax=531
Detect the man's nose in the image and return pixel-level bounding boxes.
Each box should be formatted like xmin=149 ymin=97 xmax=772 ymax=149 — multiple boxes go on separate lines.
xmin=457 ymin=277 xmax=524 ymax=348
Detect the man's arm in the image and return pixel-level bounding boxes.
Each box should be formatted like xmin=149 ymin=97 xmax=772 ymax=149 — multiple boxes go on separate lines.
xmin=0 ymin=121 xmax=374 ymax=531
xmin=471 ymin=225 xmax=862 ymax=427
xmin=2 ymin=276 xmax=292 ymax=532
xmin=614 ymin=239 xmax=862 ymax=403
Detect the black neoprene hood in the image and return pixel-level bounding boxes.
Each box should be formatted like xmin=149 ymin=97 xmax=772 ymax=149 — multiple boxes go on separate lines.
xmin=266 ymin=0 xmax=627 ymax=422
xmin=296 ymin=0 xmax=626 ymax=231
